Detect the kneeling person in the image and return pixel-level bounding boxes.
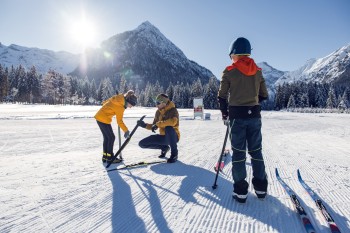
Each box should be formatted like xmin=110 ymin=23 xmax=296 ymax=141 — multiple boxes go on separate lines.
xmin=138 ymin=94 xmax=180 ymax=163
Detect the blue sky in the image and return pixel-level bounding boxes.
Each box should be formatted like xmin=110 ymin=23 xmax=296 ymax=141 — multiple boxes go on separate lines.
xmin=1 ymin=0 xmax=349 ymax=78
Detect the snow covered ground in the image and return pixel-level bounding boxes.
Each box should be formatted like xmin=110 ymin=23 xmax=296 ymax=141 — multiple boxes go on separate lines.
xmin=0 ymin=104 xmax=349 ymax=233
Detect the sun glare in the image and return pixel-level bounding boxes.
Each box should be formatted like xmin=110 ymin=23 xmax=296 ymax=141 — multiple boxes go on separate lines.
xmin=69 ymin=16 xmax=97 ymax=49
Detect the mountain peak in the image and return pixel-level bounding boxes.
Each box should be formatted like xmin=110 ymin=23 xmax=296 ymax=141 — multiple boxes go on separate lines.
xmin=73 ymin=21 xmax=214 ymax=89
xmin=137 ymin=21 xmax=156 ymax=30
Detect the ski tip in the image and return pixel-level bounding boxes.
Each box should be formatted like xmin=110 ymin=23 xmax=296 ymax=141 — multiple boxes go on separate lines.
xmin=275 ymin=168 xmax=279 ymax=177
xmin=297 ymin=169 xmax=302 ymax=179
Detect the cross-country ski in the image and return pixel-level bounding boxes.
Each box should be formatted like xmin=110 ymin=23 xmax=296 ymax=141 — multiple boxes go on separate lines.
xmin=275 ymin=168 xmax=316 ymax=233
xmin=107 ymin=160 xmax=167 ymax=171
xmin=297 ymin=170 xmax=342 ymax=233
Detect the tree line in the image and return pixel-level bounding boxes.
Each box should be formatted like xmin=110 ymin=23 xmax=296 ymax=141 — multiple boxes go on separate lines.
xmin=0 ymin=64 xmax=220 ymax=109
xmin=1 ymin=64 xmax=349 ymax=112
xmin=274 ymin=81 xmax=350 ymax=111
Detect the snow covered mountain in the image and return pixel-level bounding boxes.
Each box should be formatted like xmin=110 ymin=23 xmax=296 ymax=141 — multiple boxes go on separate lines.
xmin=0 ymin=21 xmax=348 ymax=91
xmin=0 ymin=43 xmax=79 ymax=74
xmin=71 ymin=21 xmax=214 ymax=88
xmin=258 ymin=62 xmax=286 ymax=98
xmin=275 ymin=44 xmax=350 ymax=86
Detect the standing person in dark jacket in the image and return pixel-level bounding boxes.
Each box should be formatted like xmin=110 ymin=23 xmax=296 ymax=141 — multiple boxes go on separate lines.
xmin=218 ymin=37 xmax=269 ymax=203
xmin=138 ymin=94 xmax=180 ymax=163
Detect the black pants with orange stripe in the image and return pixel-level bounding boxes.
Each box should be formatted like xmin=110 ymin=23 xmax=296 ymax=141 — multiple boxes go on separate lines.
xmin=96 ymin=121 xmax=115 ymax=155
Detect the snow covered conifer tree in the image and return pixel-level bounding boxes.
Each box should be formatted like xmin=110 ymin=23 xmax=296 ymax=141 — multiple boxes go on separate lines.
xmin=326 ymin=86 xmax=336 ymax=109
xmin=172 ymin=83 xmax=183 ymax=108
xmin=287 ymin=94 xmax=296 ymax=109
xmin=102 ymin=77 xmax=114 ymax=101
xmin=204 ymin=77 xmax=219 ymax=109
xmin=166 ymin=82 xmax=174 ymax=100
xmin=119 ymin=76 xmax=127 ymax=94
xmin=338 ymin=91 xmax=349 ymax=110
xmin=27 ymin=66 xmax=41 ymax=103
xmin=16 ymin=65 xmax=29 ymax=103
xmin=0 ymin=65 xmax=9 ymax=102
xmin=191 ymin=78 xmax=203 ymax=98
xmin=315 ymin=85 xmax=327 ymax=108
xmin=144 ymin=82 xmax=155 ymax=107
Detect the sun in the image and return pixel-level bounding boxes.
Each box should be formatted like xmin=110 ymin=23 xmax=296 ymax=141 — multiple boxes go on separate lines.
xmin=69 ymin=16 xmax=97 ymax=49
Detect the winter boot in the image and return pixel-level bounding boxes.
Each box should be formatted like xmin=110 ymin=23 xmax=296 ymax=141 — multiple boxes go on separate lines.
xmin=232 ymin=180 xmax=249 ymax=203
xmin=252 ymin=177 xmax=268 ymax=199
xmin=102 ymin=152 xmax=107 ymax=163
xmin=105 ymin=153 xmax=113 ymax=162
xmin=167 ymin=154 xmax=178 ymax=163
xmin=159 ymin=146 xmax=170 ymax=158
xmin=255 ymin=191 xmax=267 ymax=199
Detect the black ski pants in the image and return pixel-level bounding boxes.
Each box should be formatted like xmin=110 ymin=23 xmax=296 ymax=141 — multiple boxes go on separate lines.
xmin=96 ymin=120 xmax=115 ymax=155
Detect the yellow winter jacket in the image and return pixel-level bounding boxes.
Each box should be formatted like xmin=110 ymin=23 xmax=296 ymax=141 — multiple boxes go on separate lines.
xmin=146 ymin=101 xmax=180 ymax=140
xmin=94 ymin=94 xmax=128 ymax=132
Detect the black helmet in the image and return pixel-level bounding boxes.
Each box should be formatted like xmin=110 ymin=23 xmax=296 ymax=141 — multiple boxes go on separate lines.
xmin=229 ymin=37 xmax=251 ymax=56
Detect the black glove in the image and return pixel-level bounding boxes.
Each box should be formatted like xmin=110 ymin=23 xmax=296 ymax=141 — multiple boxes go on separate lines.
xmin=221 ymin=110 xmax=228 ymax=121
xmin=137 ymin=120 xmax=147 ymax=128
xmin=218 ymin=97 xmax=228 ymax=115
xmin=259 ymin=95 xmax=268 ymax=103
xmin=124 ymin=130 xmax=130 ymax=139
xmin=151 ymin=124 xmax=158 ymax=133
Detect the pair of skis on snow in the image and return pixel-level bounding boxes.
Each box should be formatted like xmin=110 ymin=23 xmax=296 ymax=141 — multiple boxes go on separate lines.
xmin=276 ymin=168 xmax=341 ymax=233
xmin=105 ymin=115 xmax=167 ymax=171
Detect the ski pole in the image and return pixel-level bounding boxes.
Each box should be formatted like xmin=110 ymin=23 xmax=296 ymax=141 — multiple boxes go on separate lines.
xmin=212 ymin=123 xmax=230 ymax=189
xmin=106 ymin=115 xmax=146 ymax=168
xmin=118 ymin=126 xmax=123 ymax=160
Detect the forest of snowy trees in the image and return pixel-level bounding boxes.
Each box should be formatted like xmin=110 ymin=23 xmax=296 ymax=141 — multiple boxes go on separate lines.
xmin=1 ymin=64 xmax=349 ymax=113
xmin=0 ymin=64 xmax=220 ymax=109
xmin=274 ymin=81 xmax=350 ymax=113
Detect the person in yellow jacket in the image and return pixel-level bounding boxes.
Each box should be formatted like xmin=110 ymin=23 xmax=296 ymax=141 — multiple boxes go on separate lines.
xmin=137 ymin=93 xmax=180 ymax=163
xmin=95 ymin=90 xmax=137 ymax=163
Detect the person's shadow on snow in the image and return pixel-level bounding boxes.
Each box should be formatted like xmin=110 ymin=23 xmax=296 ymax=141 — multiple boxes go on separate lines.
xmin=150 ymin=161 xmax=310 ymax=233
xmin=107 ymin=167 xmax=172 ymax=233
xmin=107 ymin=170 xmax=147 ymax=233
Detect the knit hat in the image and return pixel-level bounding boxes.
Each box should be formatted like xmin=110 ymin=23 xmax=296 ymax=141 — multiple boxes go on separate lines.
xmin=126 ymin=95 xmax=137 ymax=106
xmin=156 ymin=93 xmax=169 ymax=104
xmin=229 ymin=37 xmax=251 ymax=56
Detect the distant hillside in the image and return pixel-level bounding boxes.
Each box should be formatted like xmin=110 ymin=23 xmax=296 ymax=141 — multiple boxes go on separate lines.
xmin=0 ymin=43 xmax=79 ymax=74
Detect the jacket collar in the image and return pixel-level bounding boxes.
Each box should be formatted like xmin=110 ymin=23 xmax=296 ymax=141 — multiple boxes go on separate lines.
xmin=226 ymin=57 xmax=261 ymax=75
xmin=159 ymin=101 xmax=175 ymax=113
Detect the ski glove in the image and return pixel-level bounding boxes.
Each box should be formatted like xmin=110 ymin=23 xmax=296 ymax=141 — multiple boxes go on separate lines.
xmin=151 ymin=124 xmax=158 ymax=133
xmin=124 ymin=130 xmax=130 ymax=139
xmin=259 ymin=95 xmax=268 ymax=103
xmin=137 ymin=120 xmax=147 ymax=128
xmin=218 ymin=96 xmax=229 ymax=120
xmin=221 ymin=111 xmax=228 ymax=121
